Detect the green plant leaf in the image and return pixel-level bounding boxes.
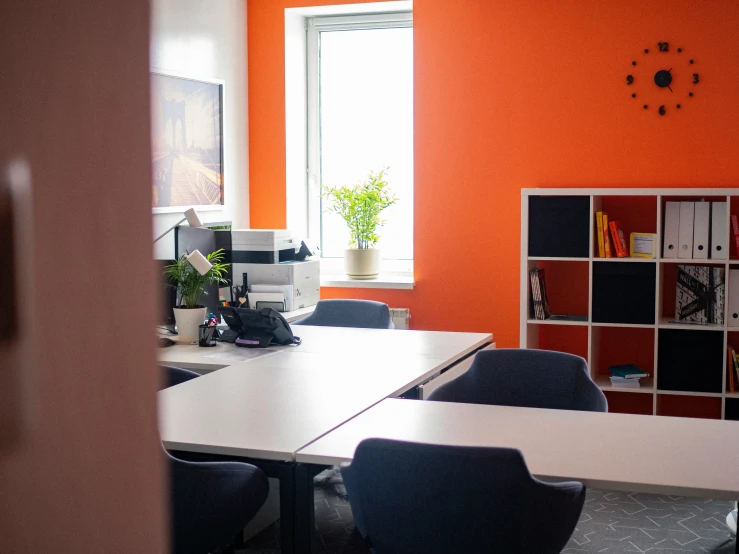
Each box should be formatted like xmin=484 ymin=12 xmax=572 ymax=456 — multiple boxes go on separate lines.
xmin=321 ymin=167 xmax=397 ymax=249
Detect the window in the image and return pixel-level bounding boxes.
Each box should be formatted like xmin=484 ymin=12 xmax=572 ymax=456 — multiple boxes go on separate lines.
xmin=307 ymin=13 xmax=413 ymax=264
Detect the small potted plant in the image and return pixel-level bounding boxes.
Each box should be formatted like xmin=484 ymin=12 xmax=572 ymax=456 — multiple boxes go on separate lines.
xmin=322 ymin=168 xmax=397 ymax=279
xmin=163 ymin=248 xmax=229 ymax=341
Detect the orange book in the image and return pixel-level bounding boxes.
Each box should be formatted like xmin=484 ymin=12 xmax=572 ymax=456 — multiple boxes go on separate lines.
xmin=609 ymin=220 xmax=628 ymax=258
xmin=602 ymin=213 xmax=613 ymax=258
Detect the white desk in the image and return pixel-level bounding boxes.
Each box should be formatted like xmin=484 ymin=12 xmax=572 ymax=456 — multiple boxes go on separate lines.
xmin=297 ymin=398 xmax=739 ymax=501
xmin=158 ymin=326 xmax=493 ymax=553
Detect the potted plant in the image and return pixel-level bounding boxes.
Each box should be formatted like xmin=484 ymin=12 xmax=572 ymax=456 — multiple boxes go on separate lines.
xmin=322 ymin=168 xmax=397 ymax=279
xmin=163 ymin=248 xmax=229 ymax=341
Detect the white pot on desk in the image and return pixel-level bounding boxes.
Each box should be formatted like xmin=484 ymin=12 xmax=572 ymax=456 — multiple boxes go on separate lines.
xmin=344 ymin=248 xmax=380 ymax=279
xmin=173 ymin=306 xmax=206 ymax=342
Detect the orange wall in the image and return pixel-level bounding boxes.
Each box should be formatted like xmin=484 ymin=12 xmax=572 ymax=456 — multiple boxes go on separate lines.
xmin=248 ymin=0 xmax=739 ymax=347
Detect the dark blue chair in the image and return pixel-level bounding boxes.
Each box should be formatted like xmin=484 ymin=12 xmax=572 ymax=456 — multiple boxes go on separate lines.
xmin=428 ymin=349 xmax=607 ymax=412
xmin=292 ymin=299 xmax=394 ymax=329
xmin=341 ymin=438 xmax=586 ymax=554
xmin=160 ymin=365 xmax=269 ymax=554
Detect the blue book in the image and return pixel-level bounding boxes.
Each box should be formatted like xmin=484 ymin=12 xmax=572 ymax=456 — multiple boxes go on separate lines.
xmin=608 ymin=364 xmax=649 ymax=379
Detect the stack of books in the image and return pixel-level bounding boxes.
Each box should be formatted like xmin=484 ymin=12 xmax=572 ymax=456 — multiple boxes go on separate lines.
xmin=608 ymin=364 xmax=649 ymax=388
xmin=529 ymin=268 xmax=552 ymax=320
xmin=595 ymin=211 xmax=628 ymax=258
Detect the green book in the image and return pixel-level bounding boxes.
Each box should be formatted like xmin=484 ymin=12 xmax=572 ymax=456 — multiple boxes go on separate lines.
xmin=608 ymin=364 xmax=649 ymax=379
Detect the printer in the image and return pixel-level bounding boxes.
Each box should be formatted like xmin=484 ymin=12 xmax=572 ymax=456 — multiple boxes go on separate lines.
xmin=234 ymin=260 xmax=320 ymax=311
xmin=231 ymin=229 xmax=300 ymax=264
xmin=229 ymin=229 xmax=320 ymax=312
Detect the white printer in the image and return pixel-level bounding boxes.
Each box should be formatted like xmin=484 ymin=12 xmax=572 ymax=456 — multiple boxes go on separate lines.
xmin=231 ymin=229 xmax=299 ymax=264
xmin=233 ymin=260 xmax=320 ymax=311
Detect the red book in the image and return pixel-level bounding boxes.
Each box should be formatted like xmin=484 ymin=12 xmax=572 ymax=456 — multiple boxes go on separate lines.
xmin=609 ymin=220 xmax=628 ymax=257
xmin=732 ymin=215 xmax=739 ymax=254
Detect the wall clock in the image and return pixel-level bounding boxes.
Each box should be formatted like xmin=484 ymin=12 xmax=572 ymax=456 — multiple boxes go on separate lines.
xmin=626 ymin=42 xmax=700 ymax=116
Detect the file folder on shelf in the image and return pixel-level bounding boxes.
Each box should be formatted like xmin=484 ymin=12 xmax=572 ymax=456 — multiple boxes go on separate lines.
xmin=663 ymin=201 xmax=680 ymax=258
xmin=677 ymin=202 xmax=694 ymax=259
xmin=711 ymin=201 xmax=727 ymax=259
xmin=692 ymin=202 xmax=710 ymax=259
xmin=729 ymin=269 xmax=739 ymax=328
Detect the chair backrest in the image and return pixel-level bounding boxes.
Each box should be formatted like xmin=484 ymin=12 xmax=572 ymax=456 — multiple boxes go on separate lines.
xmin=292 ymin=299 xmax=394 ymax=329
xmin=161 ymin=365 xmax=200 ymax=389
xmin=341 ymin=438 xmax=584 ymax=554
xmin=428 ymin=349 xmax=607 ymax=412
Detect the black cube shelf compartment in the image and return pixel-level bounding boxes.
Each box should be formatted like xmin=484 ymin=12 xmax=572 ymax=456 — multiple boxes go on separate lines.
xmin=592 ymin=262 xmax=656 ymax=325
xmin=725 ymin=398 xmax=739 ymax=421
xmin=657 ymin=329 xmax=724 ymax=394
xmin=528 ymin=196 xmax=590 ymax=258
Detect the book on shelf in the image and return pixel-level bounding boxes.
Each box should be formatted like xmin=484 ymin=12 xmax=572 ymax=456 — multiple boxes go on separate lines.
xmin=733 ymin=349 xmax=739 ymax=391
xmin=529 ymin=268 xmax=552 ymax=320
xmin=729 ymin=346 xmax=736 ymax=394
xmin=608 ymin=363 xmax=648 ymax=388
xmin=675 ymin=265 xmax=725 ymax=325
xmin=609 ymin=376 xmax=641 ymax=388
xmin=608 ymin=220 xmax=628 ymax=258
xmin=596 ymin=211 xmax=605 ymax=258
xmin=608 ymin=364 xmax=649 ymax=379
xmin=732 ymin=215 xmax=739 ymax=254
xmin=602 ymin=213 xmax=613 ymax=258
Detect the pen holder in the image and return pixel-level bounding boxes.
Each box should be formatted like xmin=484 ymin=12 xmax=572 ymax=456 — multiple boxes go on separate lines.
xmin=198 ymin=325 xmax=218 ymax=347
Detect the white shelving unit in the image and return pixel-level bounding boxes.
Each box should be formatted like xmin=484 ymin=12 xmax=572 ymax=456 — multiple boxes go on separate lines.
xmin=520 ymin=188 xmax=739 ymax=420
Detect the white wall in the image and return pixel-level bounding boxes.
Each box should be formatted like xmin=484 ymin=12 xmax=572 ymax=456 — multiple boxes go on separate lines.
xmin=151 ymin=0 xmax=248 ymax=259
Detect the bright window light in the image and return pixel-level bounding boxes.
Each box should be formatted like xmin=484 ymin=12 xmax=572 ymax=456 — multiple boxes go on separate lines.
xmin=316 ymin=25 xmax=413 ymax=260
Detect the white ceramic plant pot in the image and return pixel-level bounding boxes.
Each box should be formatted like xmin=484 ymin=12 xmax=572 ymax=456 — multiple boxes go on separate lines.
xmin=344 ymin=248 xmax=380 ymax=279
xmin=173 ymin=306 xmax=206 ymax=342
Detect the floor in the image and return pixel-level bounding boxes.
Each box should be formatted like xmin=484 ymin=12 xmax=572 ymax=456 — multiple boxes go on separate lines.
xmin=240 ymin=473 xmax=737 ymax=554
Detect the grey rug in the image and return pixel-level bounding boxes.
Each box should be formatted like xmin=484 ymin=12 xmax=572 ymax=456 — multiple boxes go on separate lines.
xmin=240 ymin=475 xmax=736 ymax=553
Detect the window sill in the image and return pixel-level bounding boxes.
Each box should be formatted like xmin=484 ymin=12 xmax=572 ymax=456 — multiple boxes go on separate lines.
xmin=320 ymin=272 xmax=414 ymax=290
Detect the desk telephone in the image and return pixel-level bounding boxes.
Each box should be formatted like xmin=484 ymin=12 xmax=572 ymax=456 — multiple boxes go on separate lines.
xmin=218 ymin=306 xmax=301 ymax=348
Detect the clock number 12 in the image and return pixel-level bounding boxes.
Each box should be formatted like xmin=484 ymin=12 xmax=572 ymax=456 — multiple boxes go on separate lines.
xmin=658 ymin=42 xmax=669 ymax=52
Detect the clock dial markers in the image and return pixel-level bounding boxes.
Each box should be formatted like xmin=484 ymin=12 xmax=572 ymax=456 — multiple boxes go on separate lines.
xmin=627 ymin=43 xmax=699 ymax=115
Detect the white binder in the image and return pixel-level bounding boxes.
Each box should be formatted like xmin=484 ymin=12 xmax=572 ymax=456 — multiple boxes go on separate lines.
xmin=711 ymin=201 xmax=727 ymax=259
xmin=730 ymin=270 xmax=739 ymax=328
xmin=677 ymin=202 xmax=694 ymax=259
xmin=692 ymin=202 xmax=710 ymax=259
xmin=662 ymin=201 xmax=680 ymax=258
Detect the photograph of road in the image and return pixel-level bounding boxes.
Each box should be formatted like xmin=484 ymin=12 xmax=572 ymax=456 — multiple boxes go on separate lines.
xmin=151 ymin=73 xmax=223 ymax=209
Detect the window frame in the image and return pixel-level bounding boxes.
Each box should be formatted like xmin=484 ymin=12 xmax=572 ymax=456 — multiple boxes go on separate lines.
xmin=305 ymin=12 xmax=414 ymax=262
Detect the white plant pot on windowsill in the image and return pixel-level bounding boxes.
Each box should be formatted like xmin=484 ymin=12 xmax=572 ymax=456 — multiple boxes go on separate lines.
xmin=344 ymin=248 xmax=380 ymax=279
xmin=173 ymin=306 xmax=206 ymax=342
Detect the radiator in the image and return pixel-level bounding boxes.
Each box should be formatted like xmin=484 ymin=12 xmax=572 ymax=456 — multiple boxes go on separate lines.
xmin=390 ymin=308 xmax=410 ymax=330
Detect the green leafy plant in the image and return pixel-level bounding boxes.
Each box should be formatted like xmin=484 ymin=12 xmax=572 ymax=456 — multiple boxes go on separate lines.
xmin=164 ymin=248 xmax=229 ymax=308
xmin=322 ymin=168 xmax=397 ymax=249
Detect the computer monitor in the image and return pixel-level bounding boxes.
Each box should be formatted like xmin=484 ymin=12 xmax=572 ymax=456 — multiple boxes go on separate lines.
xmin=174 ymin=226 xmax=222 ymax=318
xmin=157 ymin=259 xmax=177 ymax=327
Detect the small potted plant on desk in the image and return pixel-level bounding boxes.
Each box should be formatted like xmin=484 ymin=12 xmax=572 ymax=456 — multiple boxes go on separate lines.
xmin=164 ymin=248 xmax=229 ymax=342
xmin=322 ymin=168 xmax=397 ymax=279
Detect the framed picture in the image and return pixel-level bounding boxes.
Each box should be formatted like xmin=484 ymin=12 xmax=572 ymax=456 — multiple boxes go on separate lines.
xmin=151 ymin=71 xmax=224 ymax=212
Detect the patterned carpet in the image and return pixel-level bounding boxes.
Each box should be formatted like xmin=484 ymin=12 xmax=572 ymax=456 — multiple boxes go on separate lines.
xmin=240 ymin=472 xmax=737 ymax=554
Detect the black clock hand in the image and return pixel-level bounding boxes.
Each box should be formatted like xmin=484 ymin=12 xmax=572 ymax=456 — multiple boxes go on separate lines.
xmin=667 ymin=68 xmax=672 ymax=91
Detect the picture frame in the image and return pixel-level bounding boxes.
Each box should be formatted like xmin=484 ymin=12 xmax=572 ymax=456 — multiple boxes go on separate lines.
xmin=150 ymin=71 xmax=225 ymax=213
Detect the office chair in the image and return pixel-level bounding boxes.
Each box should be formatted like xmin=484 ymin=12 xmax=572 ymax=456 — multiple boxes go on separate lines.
xmin=341 ymin=438 xmax=586 ymax=554
xmin=292 ymin=299 xmax=394 ymax=329
xmin=160 ymin=365 xmax=269 ymax=554
xmin=427 ymin=349 xmax=607 ymax=412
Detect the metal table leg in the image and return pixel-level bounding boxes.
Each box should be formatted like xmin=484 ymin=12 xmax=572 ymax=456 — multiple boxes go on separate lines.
xmin=294 ymin=463 xmax=329 ymax=553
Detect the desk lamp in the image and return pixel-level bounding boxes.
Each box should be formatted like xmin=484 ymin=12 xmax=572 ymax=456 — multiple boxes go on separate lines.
xmin=153 ymin=207 xmax=202 ymax=244
xmin=185 ymin=249 xmax=212 ymax=275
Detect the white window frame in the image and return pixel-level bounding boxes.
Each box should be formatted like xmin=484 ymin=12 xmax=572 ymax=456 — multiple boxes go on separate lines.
xmin=306 ymin=12 xmax=414 ymax=271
